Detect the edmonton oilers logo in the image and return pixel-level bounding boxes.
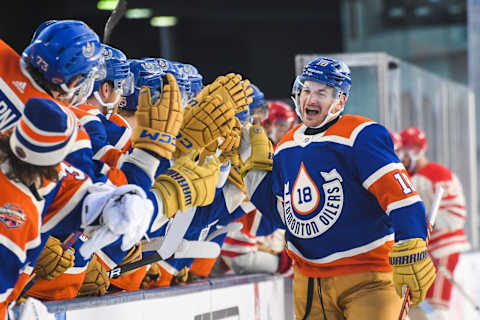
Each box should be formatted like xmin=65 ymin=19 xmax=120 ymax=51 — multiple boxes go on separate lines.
xmin=82 ymin=42 xmax=96 ymax=58
xmin=103 ymin=48 xmax=114 ymax=60
xmin=157 ymin=59 xmax=169 ymax=71
xmin=283 ymin=164 xmax=344 ymax=239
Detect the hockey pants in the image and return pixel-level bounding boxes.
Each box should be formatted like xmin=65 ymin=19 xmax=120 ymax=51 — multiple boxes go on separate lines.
xmin=294 ymin=268 xmax=402 ymax=320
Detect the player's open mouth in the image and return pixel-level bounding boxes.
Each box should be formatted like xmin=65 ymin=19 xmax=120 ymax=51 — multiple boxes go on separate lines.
xmin=305 ymin=108 xmax=319 ymax=116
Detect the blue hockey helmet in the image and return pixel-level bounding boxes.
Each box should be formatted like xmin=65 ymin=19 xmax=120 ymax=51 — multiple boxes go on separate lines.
xmin=93 ymin=44 xmax=134 ymax=96
xmin=120 ymin=59 xmax=163 ymax=111
xmin=23 ymin=20 xmax=102 ymax=94
xmin=157 ymin=59 xmax=193 ymax=106
xmin=31 ymin=20 xmax=58 ymax=43
xmin=179 ymin=63 xmax=204 ymax=99
xmin=247 ymin=84 xmax=268 ymax=123
xmin=293 ymin=57 xmax=351 ymax=99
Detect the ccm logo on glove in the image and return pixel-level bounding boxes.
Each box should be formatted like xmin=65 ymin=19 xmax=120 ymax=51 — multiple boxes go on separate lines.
xmin=140 ymin=130 xmax=176 ymax=146
xmin=176 ymin=132 xmax=193 ymax=149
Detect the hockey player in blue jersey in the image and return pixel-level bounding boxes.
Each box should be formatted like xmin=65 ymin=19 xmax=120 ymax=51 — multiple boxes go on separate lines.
xmin=241 ymin=57 xmax=436 ymax=320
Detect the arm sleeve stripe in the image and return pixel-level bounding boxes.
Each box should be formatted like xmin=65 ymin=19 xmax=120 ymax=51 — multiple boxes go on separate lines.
xmin=386 ymin=195 xmax=422 ymax=215
xmin=362 ymin=162 xmax=405 ymax=190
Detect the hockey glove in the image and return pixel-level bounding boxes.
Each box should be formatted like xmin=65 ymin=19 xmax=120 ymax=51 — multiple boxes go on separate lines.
xmin=172 ymin=267 xmax=190 ymax=286
xmin=118 ymin=243 xmax=143 ymax=276
xmin=34 ymin=236 xmax=75 ymax=280
xmin=196 ymin=73 xmax=254 ymax=114
xmin=131 ymin=73 xmax=183 ymax=159
xmin=219 ymin=117 xmax=242 ymax=153
xmin=389 ymin=238 xmax=436 ymax=307
xmin=153 ymin=152 xmax=220 ymax=218
xmin=176 ymin=95 xmax=235 ymax=156
xmin=219 ymin=150 xmax=246 ymax=193
xmin=141 ymin=263 xmax=162 ymax=289
xmin=78 ymin=255 xmax=110 ymax=297
xmin=240 ymin=125 xmax=273 ymax=174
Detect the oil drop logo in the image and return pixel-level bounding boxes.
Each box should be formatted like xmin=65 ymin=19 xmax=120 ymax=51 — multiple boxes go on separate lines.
xmin=283 ymin=166 xmax=344 ymax=239
xmin=292 ymin=162 xmax=320 ymax=215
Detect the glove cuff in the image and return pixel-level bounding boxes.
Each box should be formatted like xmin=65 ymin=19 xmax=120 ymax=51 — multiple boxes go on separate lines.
xmin=131 ymin=126 xmax=176 ymax=159
xmin=155 ymin=169 xmax=195 ymax=216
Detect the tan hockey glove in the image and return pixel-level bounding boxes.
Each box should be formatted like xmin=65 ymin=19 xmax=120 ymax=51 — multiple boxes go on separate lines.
xmin=78 ymin=255 xmax=110 ymax=297
xmin=198 ymin=116 xmax=242 ymax=165
xmin=196 ymin=73 xmax=254 ymax=114
xmin=34 ymin=236 xmax=75 ymax=280
xmin=240 ymin=125 xmax=273 ymax=174
xmin=389 ymin=238 xmax=436 ymax=307
xmin=118 ymin=244 xmax=142 ymax=276
xmin=172 ymin=267 xmax=190 ymax=286
xmin=219 ymin=117 xmax=242 ymax=153
xmin=220 ymin=150 xmax=246 ymax=193
xmin=153 ymin=152 xmax=220 ymax=218
xmin=131 ymin=73 xmax=183 ymax=159
xmin=176 ymin=95 xmax=235 ymax=156
xmin=141 ymin=263 xmax=162 ymax=289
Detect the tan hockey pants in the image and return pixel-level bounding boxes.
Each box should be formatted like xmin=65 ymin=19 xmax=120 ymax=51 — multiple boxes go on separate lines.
xmin=294 ymin=268 xmax=403 ymax=320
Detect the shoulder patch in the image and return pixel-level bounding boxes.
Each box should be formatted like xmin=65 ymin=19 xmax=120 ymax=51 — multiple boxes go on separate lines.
xmin=0 ymin=203 xmax=26 ymax=228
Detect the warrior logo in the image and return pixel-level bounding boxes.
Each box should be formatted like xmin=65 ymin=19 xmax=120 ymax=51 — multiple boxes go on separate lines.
xmin=0 ymin=203 xmax=26 ymax=228
xmin=284 ymin=165 xmax=344 ymax=239
xmin=82 ymin=42 xmax=96 ymax=58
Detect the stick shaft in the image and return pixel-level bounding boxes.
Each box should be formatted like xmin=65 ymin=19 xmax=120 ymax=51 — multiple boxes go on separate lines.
xmin=398 ymin=187 xmax=444 ymax=320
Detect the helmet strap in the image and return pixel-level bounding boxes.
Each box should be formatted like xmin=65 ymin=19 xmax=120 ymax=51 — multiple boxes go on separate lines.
xmin=93 ymin=90 xmax=121 ymax=119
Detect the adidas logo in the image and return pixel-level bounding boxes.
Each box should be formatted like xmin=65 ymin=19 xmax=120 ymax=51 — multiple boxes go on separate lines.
xmin=12 ymin=81 xmax=26 ymax=93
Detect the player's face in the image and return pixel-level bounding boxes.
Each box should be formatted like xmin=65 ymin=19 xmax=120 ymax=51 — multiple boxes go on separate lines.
xmin=299 ymin=81 xmax=336 ymax=127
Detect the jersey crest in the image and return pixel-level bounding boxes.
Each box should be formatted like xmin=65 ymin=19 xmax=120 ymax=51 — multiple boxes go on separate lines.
xmin=0 ymin=203 xmax=26 ymax=228
xmin=284 ymin=165 xmax=344 ymax=239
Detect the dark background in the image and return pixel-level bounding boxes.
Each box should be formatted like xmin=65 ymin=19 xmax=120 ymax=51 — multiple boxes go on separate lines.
xmin=0 ymin=0 xmax=342 ymax=99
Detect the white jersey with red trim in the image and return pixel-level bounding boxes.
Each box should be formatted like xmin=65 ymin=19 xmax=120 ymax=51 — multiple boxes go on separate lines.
xmin=411 ymin=162 xmax=470 ymax=258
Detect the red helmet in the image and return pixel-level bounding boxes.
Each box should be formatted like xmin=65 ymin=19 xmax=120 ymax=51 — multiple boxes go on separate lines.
xmin=388 ymin=130 xmax=403 ymax=151
xmin=263 ymin=101 xmax=297 ymax=130
xmin=399 ymin=127 xmax=427 ymax=151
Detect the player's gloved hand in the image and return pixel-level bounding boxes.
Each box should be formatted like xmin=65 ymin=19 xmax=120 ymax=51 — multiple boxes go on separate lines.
xmin=175 ymin=95 xmax=235 ymax=156
xmin=141 ymin=263 xmax=162 ymax=289
xmin=389 ymin=238 xmax=436 ymax=307
xmin=219 ymin=117 xmax=242 ymax=153
xmin=240 ymin=125 xmax=273 ymax=174
xmin=153 ymin=151 xmax=220 ymax=218
xmin=131 ymin=73 xmax=183 ymax=159
xmin=34 ymin=236 xmax=75 ymax=280
xmin=118 ymin=243 xmax=142 ymax=276
xmin=78 ymin=255 xmax=110 ymax=297
xmin=196 ymin=73 xmax=254 ymax=114
xmin=219 ymin=150 xmax=245 ymax=193
xmin=172 ymin=267 xmax=190 ymax=286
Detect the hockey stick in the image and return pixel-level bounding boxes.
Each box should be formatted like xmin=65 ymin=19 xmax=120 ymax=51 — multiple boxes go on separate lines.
xmin=16 ymin=231 xmax=88 ymax=301
xmin=398 ymin=186 xmax=445 ymax=320
xmin=103 ymin=0 xmax=128 ymax=44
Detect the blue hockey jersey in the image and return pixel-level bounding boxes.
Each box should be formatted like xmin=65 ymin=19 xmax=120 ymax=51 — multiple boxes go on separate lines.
xmin=245 ymin=115 xmax=428 ymax=278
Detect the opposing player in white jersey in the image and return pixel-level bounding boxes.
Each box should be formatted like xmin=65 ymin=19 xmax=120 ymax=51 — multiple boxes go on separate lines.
xmin=241 ymin=57 xmax=436 ymax=320
xmin=398 ymin=127 xmax=470 ymax=320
